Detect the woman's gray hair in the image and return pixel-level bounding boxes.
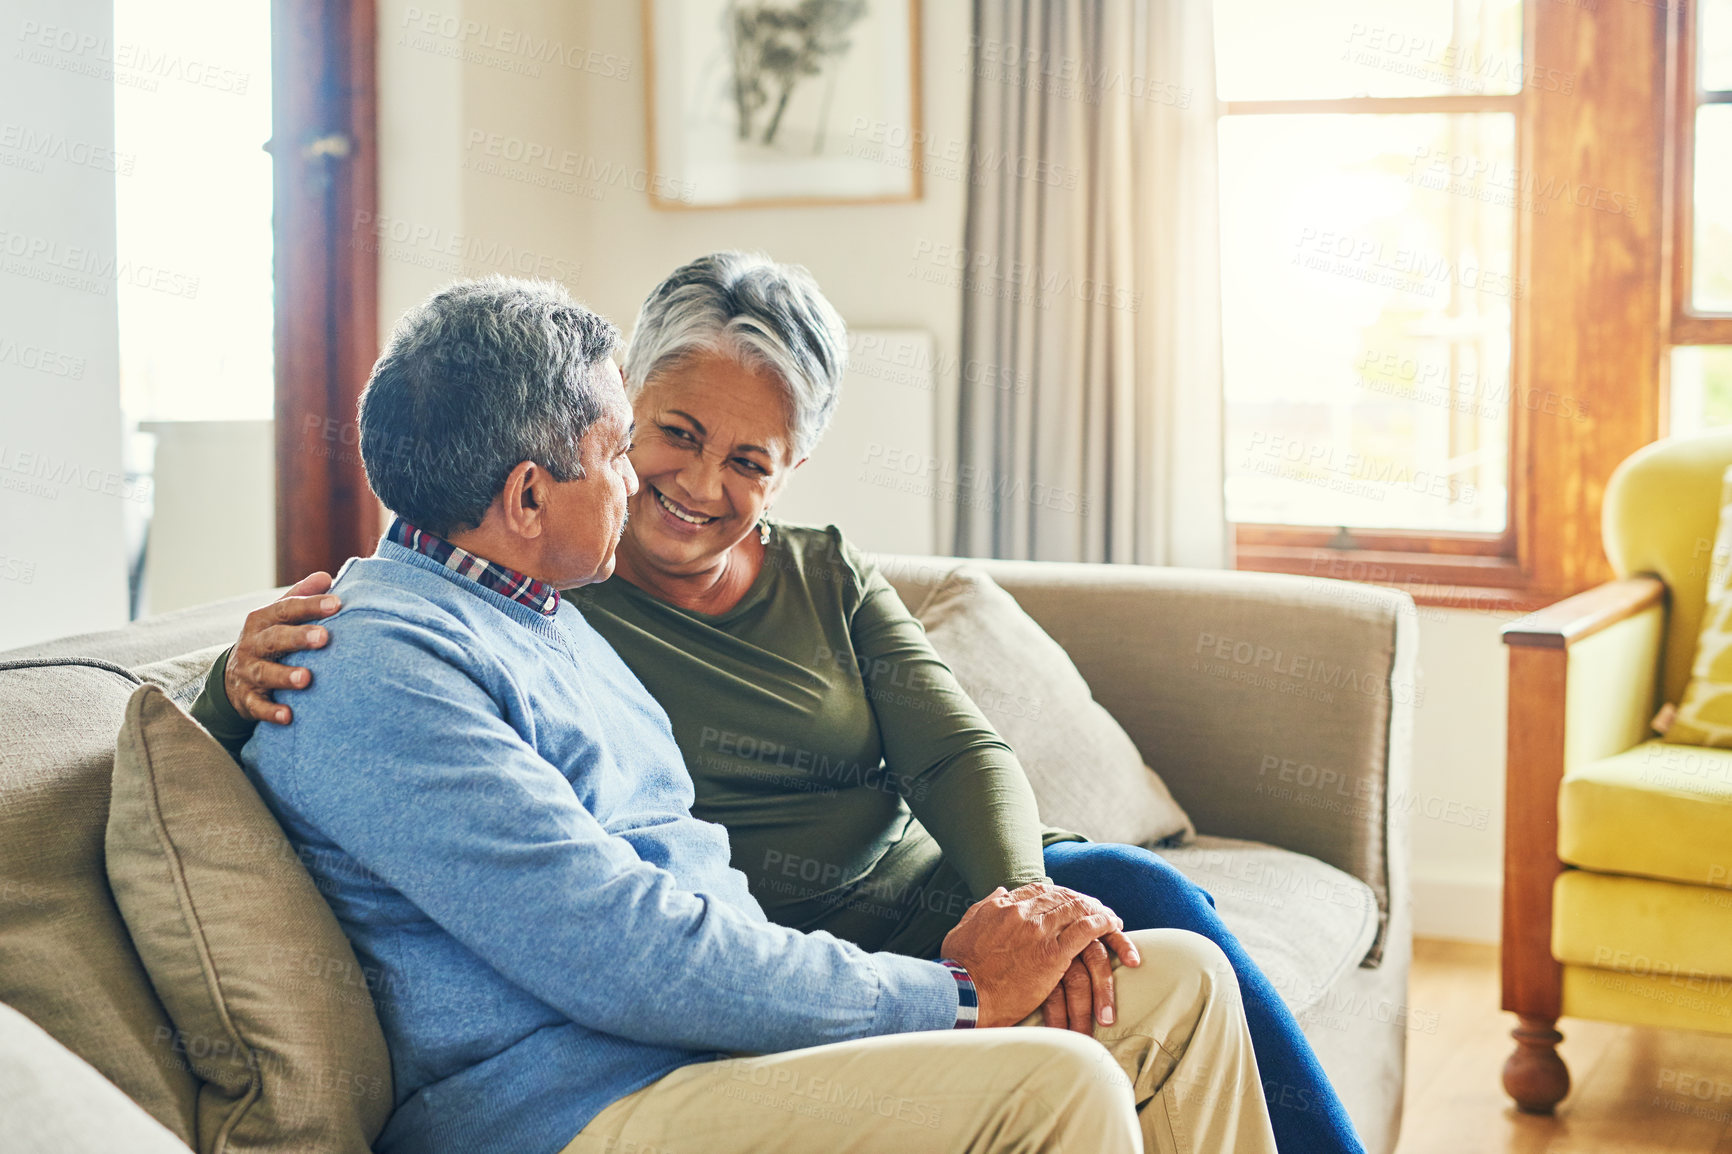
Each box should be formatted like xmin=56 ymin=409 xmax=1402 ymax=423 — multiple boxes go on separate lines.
xmin=623 ymin=252 xmax=847 ymax=459
xmin=359 ymin=275 xmax=620 ymax=537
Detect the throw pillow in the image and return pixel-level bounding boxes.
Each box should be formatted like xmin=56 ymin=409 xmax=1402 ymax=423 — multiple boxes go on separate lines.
xmin=1666 ymin=466 xmax=1732 ymax=746
xmin=914 ymin=567 xmax=1196 ymax=846
xmin=106 ymin=684 xmax=392 ymax=1154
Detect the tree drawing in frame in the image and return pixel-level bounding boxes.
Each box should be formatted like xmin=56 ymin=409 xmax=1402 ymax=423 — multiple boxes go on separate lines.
xmin=728 ymin=0 xmax=868 ymax=150
xmin=647 ymin=0 xmax=921 ymax=208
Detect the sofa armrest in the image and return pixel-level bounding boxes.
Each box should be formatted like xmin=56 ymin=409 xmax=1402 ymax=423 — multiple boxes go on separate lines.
xmin=1500 ymin=576 xmax=1666 ymax=1020
xmin=1503 ymin=577 xmax=1666 ymax=772
xmin=880 ymin=556 xmax=1416 ymax=963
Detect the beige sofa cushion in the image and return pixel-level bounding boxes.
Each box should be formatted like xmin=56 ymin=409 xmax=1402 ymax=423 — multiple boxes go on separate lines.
xmin=914 ymin=567 xmax=1195 ymax=846
xmin=1155 ymin=836 xmax=1380 ymax=1014
xmin=107 ymin=685 xmax=392 ymax=1154
xmin=0 ymin=658 xmax=198 ymax=1144
xmin=136 ymin=644 xmax=230 ymax=710
xmin=0 ymin=998 xmax=193 ymax=1153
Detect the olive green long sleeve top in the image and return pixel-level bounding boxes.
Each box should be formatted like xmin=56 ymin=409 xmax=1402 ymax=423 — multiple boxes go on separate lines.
xmin=192 ymin=523 xmax=1076 ymax=958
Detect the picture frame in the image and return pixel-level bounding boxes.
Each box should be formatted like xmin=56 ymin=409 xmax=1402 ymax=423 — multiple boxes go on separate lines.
xmin=643 ymin=0 xmax=923 ymax=210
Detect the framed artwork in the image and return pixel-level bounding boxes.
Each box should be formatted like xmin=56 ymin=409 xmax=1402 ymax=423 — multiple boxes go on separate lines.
xmin=643 ymin=0 xmax=923 ymax=209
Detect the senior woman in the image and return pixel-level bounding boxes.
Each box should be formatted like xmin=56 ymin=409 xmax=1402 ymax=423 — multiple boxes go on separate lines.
xmin=194 ymin=253 xmax=1364 ymax=1154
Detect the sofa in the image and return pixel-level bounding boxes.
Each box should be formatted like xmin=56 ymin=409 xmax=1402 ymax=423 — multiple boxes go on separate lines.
xmin=0 ymin=556 xmax=1416 ymax=1153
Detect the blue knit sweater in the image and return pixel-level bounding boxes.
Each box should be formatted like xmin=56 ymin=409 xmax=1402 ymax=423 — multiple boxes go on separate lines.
xmin=240 ymin=540 xmax=959 ymax=1154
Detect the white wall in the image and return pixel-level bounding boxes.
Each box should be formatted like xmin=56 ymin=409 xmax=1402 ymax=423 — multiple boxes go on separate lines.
xmin=139 ymin=421 xmax=274 ymax=614
xmin=0 ymin=0 xmax=130 ymax=650
xmin=377 ymin=0 xmax=1513 ymax=941
xmin=1410 ymin=607 xmax=1515 ymax=942
xmin=377 ymin=0 xmax=974 ymax=544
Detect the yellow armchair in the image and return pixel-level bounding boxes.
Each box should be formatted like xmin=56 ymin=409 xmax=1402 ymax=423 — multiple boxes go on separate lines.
xmin=1501 ymin=431 xmax=1732 ymax=1113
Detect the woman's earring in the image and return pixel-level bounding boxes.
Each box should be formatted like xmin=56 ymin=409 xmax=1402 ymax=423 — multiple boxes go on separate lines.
xmin=758 ymin=519 xmax=771 ymax=545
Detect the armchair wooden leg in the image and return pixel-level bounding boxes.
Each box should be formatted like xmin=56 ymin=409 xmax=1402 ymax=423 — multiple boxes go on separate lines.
xmin=1503 ymin=1015 xmax=1570 ymax=1114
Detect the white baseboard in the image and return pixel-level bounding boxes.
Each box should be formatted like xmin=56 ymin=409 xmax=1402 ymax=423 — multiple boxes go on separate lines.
xmin=1412 ymin=875 xmax=1501 ymax=944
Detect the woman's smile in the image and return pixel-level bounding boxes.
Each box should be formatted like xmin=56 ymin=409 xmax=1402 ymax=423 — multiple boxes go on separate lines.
xmin=649 ymin=485 xmax=721 ymax=529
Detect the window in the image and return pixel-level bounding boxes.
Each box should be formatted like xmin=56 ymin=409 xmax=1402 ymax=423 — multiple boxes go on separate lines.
xmin=1216 ymin=0 xmax=1672 ymax=606
xmin=1214 ymin=0 xmax=1525 ymax=560
xmin=115 ymin=0 xmax=274 ymax=616
xmin=1668 ymin=0 xmax=1732 ymax=435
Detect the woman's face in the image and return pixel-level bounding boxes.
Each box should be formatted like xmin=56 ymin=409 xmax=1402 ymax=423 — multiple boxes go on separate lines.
xmin=623 ymin=349 xmax=801 ymax=575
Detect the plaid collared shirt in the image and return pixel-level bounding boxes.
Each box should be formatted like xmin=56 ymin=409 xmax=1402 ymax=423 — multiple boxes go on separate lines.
xmin=937 ymin=959 xmax=978 ymax=1028
xmin=388 ymin=517 xmax=561 ymax=617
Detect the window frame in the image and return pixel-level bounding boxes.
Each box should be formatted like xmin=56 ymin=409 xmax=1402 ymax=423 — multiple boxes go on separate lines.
xmin=1226 ymin=0 xmax=1669 ymax=610
xmin=1667 ymin=0 xmax=1732 ymax=350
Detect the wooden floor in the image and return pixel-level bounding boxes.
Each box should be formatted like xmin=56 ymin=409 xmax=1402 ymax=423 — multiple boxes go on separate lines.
xmin=1394 ymin=940 xmax=1732 ymax=1154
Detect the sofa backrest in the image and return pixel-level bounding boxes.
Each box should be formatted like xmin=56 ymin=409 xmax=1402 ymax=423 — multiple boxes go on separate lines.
xmin=0 ymin=592 xmax=266 ymax=1142
xmin=0 ymin=999 xmax=194 ymax=1153
xmin=0 ymin=658 xmax=200 ymax=1145
xmin=878 ymin=553 xmax=1415 ymax=964
xmin=0 ymin=589 xmax=268 ymax=669
xmin=1603 ymin=430 xmax=1732 ymax=707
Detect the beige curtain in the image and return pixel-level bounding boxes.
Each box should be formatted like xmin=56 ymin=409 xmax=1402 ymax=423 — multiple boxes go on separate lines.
xmin=954 ymin=0 xmax=1226 ymax=567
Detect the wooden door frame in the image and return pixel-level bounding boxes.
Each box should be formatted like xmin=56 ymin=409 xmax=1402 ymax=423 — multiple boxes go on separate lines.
xmin=272 ymin=0 xmax=379 ymax=583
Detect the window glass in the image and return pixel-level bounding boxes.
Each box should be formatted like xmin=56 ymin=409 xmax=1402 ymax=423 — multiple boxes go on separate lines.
xmin=1214 ymin=0 xmax=1526 ymax=102
xmin=1701 ymin=0 xmax=1732 ymax=93
xmin=1670 ymin=345 xmax=1732 ymax=435
xmin=115 ymin=0 xmax=273 ymax=426
xmin=1219 ymin=112 xmax=1516 ymax=531
xmin=1693 ymin=105 xmax=1732 ymax=313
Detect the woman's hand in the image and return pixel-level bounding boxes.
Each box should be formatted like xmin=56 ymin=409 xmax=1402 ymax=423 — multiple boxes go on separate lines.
xmin=224 ymin=572 xmax=342 ymax=725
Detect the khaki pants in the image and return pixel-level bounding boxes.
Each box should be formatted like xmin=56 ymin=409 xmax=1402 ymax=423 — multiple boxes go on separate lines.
xmin=561 ymin=929 xmax=1277 ymax=1154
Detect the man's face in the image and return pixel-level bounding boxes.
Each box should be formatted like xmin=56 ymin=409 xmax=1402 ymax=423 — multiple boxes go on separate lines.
xmin=541 ymin=361 xmax=638 ymax=588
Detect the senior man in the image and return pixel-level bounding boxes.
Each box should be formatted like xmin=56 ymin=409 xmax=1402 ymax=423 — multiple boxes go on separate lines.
xmin=239 ymin=277 xmax=1277 ymax=1154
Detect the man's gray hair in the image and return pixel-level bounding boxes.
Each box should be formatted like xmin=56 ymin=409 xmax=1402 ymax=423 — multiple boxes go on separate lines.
xmin=359 ymin=275 xmax=620 ymax=537
xmin=623 ymin=252 xmax=847 ymax=459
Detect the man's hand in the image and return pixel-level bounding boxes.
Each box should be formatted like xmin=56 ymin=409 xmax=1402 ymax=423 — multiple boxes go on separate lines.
xmin=224 ymin=572 xmax=341 ymax=725
xmin=1040 ymin=940 xmax=1121 ymax=1035
xmin=940 ymin=884 xmax=1140 ymax=1030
